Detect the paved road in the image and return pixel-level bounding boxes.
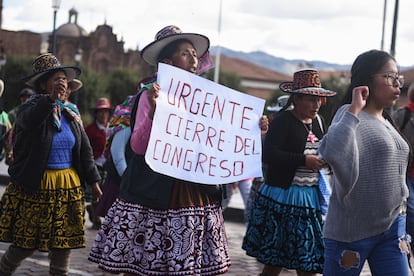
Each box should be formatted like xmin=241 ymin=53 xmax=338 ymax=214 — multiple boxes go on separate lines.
xmin=0 ymin=211 xmax=265 ymax=275
xmin=0 ymin=180 xmax=267 ymax=275
xmin=0 ymin=171 xmax=374 ymax=275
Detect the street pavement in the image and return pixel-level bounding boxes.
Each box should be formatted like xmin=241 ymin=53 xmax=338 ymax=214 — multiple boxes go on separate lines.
xmin=0 ymin=185 xmax=266 ymax=275
xmin=0 ymin=160 xmax=373 ymax=275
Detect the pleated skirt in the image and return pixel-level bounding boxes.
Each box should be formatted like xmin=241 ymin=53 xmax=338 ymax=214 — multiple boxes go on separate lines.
xmin=89 ymin=181 xmax=231 ymax=275
xmin=0 ymin=168 xmax=85 ymax=251
xmin=242 ymin=183 xmax=324 ymax=273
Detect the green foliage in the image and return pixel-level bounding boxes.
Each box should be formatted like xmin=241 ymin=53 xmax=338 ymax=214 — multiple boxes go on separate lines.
xmin=204 ymin=70 xmax=244 ymax=92
xmin=0 ymin=56 xmax=144 ymax=124
xmin=71 ymin=66 xmax=105 ymax=124
xmin=319 ymin=76 xmax=348 ymax=125
xmin=0 ymin=56 xmax=347 ymax=128
xmin=105 ymin=69 xmax=143 ymax=106
xmin=0 ymin=55 xmax=36 ymax=112
xmin=70 ymin=67 xmax=142 ymax=125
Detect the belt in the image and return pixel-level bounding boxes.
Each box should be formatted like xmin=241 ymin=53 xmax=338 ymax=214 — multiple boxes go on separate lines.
xmin=400 ymin=201 xmax=407 ymax=215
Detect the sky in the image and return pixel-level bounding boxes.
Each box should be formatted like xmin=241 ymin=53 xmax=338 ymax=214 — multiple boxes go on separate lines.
xmin=2 ymin=0 xmax=414 ymax=67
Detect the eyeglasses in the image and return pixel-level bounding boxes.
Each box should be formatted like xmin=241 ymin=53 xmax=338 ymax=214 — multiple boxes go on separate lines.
xmin=375 ymin=72 xmax=404 ymax=88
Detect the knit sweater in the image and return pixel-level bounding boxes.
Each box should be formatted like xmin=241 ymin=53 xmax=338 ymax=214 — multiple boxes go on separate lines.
xmin=319 ymin=104 xmax=409 ymax=242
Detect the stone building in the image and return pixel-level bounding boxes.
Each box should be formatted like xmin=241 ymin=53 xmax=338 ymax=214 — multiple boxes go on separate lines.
xmin=0 ymin=6 xmax=151 ymax=75
xmin=0 ymin=6 xmax=290 ymax=100
xmin=54 ymin=8 xmax=150 ymax=74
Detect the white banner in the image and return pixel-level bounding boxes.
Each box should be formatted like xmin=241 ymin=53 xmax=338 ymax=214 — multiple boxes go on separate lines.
xmin=145 ymin=63 xmax=265 ymax=185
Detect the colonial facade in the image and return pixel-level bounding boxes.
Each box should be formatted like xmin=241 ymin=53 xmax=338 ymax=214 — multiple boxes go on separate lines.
xmin=0 ymin=7 xmax=152 ymax=76
xmin=0 ymin=6 xmax=299 ymax=101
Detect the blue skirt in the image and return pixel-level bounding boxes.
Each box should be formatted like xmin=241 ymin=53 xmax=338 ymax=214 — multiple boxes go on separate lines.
xmin=242 ymin=183 xmax=324 ymax=273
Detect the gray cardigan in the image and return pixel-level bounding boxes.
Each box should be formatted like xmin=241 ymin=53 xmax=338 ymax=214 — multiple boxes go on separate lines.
xmin=319 ymin=104 xmax=409 ymax=242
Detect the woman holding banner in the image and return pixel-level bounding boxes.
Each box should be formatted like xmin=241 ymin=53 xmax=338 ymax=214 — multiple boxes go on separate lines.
xmin=243 ymin=69 xmax=336 ymax=276
xmin=89 ymin=25 xmax=268 ymax=275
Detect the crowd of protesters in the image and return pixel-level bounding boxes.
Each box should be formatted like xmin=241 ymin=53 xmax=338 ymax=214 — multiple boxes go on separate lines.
xmin=0 ymin=24 xmax=411 ymax=276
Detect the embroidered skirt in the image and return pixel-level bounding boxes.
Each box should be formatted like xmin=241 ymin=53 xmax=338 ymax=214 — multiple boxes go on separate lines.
xmin=89 ymin=182 xmax=231 ymax=276
xmin=242 ymin=183 xmax=324 ymax=273
xmin=0 ymin=168 xmax=86 ymax=251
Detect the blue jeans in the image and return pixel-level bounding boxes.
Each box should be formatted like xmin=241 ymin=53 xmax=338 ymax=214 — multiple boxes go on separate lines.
xmin=406 ymin=178 xmax=414 ymax=250
xmin=324 ymin=215 xmax=410 ymax=276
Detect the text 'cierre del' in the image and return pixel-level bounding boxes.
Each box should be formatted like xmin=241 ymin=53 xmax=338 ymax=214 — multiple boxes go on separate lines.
xmin=149 ymin=77 xmax=260 ymax=179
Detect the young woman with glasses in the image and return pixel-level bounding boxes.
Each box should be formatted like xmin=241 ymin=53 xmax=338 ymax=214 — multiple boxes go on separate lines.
xmin=319 ymin=49 xmax=411 ymax=275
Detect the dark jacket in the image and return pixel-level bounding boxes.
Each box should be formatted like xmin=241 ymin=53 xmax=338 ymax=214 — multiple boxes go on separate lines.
xmin=264 ymin=110 xmax=324 ymax=189
xmin=9 ymin=95 xmax=100 ymax=194
xmin=119 ymin=84 xmax=222 ymax=210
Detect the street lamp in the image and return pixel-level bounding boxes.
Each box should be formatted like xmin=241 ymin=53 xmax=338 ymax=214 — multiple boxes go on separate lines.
xmin=72 ymin=48 xmax=82 ymax=105
xmin=390 ymin=0 xmax=399 ymax=57
xmin=51 ymin=0 xmax=62 ymax=54
xmin=213 ymin=0 xmax=223 ymax=83
xmin=0 ymin=46 xmax=6 ymax=72
xmin=380 ymin=0 xmax=387 ymax=51
xmin=74 ymin=48 xmax=82 ymax=66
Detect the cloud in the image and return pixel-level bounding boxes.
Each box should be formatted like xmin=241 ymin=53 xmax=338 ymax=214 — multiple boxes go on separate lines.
xmin=2 ymin=0 xmax=414 ymax=66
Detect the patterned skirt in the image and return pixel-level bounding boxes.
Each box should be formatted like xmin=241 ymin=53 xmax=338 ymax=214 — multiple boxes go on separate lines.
xmin=0 ymin=168 xmax=86 ymax=251
xmin=242 ymin=183 xmax=324 ymax=273
xmin=89 ymin=182 xmax=231 ymax=275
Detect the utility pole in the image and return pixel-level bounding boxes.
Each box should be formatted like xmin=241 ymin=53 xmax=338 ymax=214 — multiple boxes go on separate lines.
xmin=380 ymin=0 xmax=387 ymax=51
xmin=390 ymin=0 xmax=399 ymax=57
xmin=213 ymin=0 xmax=222 ymax=83
xmin=0 ymin=0 xmax=3 ymax=30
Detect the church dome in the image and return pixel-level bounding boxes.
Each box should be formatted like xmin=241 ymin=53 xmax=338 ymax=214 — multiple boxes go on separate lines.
xmin=56 ymin=8 xmax=88 ymax=37
xmin=56 ymin=23 xmax=88 ymax=37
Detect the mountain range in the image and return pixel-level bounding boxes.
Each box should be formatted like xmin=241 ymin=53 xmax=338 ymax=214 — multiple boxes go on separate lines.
xmin=209 ymin=46 xmax=351 ymax=75
xmin=210 ymin=46 xmax=413 ymax=75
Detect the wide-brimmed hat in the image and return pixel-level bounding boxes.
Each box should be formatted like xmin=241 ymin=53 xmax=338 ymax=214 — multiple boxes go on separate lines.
xmin=92 ymin=97 xmax=113 ymax=110
xmin=141 ymin=25 xmax=210 ymax=66
xmin=267 ymin=95 xmax=293 ymax=112
xmin=279 ymin=69 xmax=336 ymax=97
xmin=22 ymin=53 xmax=81 ymax=87
xmin=68 ymin=79 xmax=83 ymax=92
xmin=19 ymin=87 xmax=35 ymax=98
xmin=0 ymin=79 xmax=4 ymax=97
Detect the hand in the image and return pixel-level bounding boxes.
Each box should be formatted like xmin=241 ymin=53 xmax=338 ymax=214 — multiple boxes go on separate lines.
xmin=49 ymin=82 xmax=67 ymax=102
xmin=305 ymin=155 xmax=326 ymax=172
xmin=148 ymin=83 xmax=160 ymax=119
xmin=259 ymin=115 xmax=269 ymax=134
xmin=348 ymin=86 xmax=369 ymax=116
xmin=91 ymin=182 xmax=103 ymax=202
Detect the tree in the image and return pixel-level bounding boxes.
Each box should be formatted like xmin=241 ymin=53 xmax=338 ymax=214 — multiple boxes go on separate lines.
xmin=69 ymin=66 xmax=104 ymax=124
xmin=204 ymin=70 xmax=243 ymax=92
xmin=0 ymin=55 xmax=34 ymax=112
xmin=319 ymin=76 xmax=348 ymax=126
xmin=70 ymin=66 xmax=142 ymax=124
xmin=105 ymin=69 xmax=143 ymax=106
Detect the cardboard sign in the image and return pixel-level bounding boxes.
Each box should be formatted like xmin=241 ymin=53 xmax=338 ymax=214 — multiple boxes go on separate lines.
xmin=145 ymin=63 xmax=265 ymax=185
